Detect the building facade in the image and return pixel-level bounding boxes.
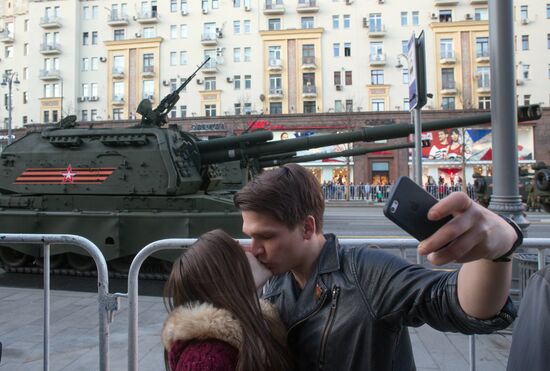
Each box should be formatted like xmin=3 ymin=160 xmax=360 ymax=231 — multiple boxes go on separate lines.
xmin=0 ymin=0 xmax=548 ymax=185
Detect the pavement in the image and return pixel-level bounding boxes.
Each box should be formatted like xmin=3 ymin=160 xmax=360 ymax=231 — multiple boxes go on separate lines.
xmin=0 ymin=283 xmax=513 ymax=371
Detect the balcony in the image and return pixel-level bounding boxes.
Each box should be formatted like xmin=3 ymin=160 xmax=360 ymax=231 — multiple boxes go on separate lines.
xmin=40 ymin=15 xmax=61 ymax=29
xmin=40 ymin=43 xmax=61 ymax=55
xmin=0 ymin=30 xmax=14 ymax=43
xmin=201 ymin=33 xmax=218 ymax=46
xmin=434 ymin=0 xmax=459 ymax=5
xmin=39 ymin=69 xmax=61 ymax=81
xmin=264 ymin=2 xmax=285 ymax=15
xmin=369 ymin=53 xmax=386 ymax=66
xmin=268 ymin=59 xmax=283 ymax=71
xmin=142 ymin=93 xmax=154 ymax=101
xmin=142 ymin=65 xmax=155 ymax=77
xmin=268 ymin=88 xmax=284 ymax=99
xmin=112 ymin=67 xmax=125 ymax=79
xmin=107 ymin=14 xmax=129 ymax=27
xmin=301 ymin=56 xmax=316 ymax=70
xmin=470 ymin=0 xmax=487 ymax=4
xmin=135 ymin=10 xmax=158 ymax=24
xmin=202 ymin=61 xmax=219 ymax=73
xmin=112 ymin=96 xmax=125 ymax=105
xmin=441 ymin=83 xmax=457 ymax=95
xmin=440 ymin=53 xmax=456 ymax=65
xmin=367 ymin=25 xmax=386 ymax=38
xmin=296 ymin=0 xmax=319 ymax=13
xmin=302 ymin=84 xmax=317 ymax=98
xmin=476 ymin=85 xmax=491 ymax=94
xmin=476 ymin=52 xmax=489 ymax=63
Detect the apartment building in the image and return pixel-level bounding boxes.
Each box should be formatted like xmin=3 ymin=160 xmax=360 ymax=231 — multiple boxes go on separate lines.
xmin=0 ymin=0 xmax=548 ymax=184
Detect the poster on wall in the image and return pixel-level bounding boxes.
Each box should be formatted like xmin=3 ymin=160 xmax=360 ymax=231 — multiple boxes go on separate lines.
xmin=272 ymin=131 xmax=350 ymax=163
xmin=418 ymin=127 xmax=534 ymax=162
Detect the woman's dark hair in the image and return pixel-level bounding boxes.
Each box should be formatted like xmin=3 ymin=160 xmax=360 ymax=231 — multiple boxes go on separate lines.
xmin=163 ymin=229 xmax=291 ymax=371
xmin=234 ymin=163 xmax=325 ymax=232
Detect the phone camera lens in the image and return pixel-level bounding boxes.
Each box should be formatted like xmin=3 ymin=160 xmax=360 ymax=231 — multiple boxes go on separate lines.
xmin=390 ymin=200 xmax=399 ymax=213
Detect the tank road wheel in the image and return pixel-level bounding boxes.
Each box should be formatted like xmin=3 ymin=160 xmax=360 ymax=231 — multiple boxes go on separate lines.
xmin=35 ymin=254 xmax=65 ymax=269
xmin=66 ymin=253 xmax=95 ymax=272
xmin=109 ymin=257 xmax=133 ymax=274
xmin=535 ymin=170 xmax=550 ymax=191
xmin=0 ymin=246 xmax=31 ymax=268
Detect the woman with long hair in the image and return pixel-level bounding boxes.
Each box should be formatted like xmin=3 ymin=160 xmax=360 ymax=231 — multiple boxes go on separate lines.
xmin=162 ymin=229 xmax=292 ymax=371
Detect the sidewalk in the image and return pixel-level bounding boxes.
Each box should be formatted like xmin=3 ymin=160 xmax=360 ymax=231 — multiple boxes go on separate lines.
xmin=0 ymin=285 xmax=512 ymax=370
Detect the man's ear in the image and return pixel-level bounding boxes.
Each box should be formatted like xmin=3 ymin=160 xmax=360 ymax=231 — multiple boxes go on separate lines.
xmin=303 ymin=215 xmax=316 ymax=240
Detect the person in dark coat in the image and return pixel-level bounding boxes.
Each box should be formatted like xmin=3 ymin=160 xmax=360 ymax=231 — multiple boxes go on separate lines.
xmin=507 ymin=264 xmax=550 ymax=371
xmin=162 ymin=229 xmax=291 ymax=371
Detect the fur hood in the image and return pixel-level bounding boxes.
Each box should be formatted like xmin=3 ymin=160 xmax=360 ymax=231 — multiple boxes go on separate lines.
xmin=161 ymin=299 xmax=282 ymax=351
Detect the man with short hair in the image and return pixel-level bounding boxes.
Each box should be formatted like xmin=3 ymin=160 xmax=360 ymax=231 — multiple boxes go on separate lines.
xmin=429 ymin=130 xmax=450 ymax=160
xmin=235 ymin=163 xmax=519 ymax=371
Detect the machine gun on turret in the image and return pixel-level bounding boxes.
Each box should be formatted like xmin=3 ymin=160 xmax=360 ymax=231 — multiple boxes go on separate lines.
xmin=136 ymin=57 xmax=211 ymax=127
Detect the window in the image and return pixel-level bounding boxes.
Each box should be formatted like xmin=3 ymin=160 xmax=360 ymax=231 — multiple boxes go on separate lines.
xmin=269 ymin=46 xmax=282 ymax=65
xmin=170 ymin=78 xmax=178 ymax=92
xmin=477 ymin=66 xmax=490 ymax=89
xmin=334 ymin=100 xmax=343 ymax=112
xmin=143 ymin=53 xmax=154 ymax=72
xmin=441 ymin=97 xmax=455 ymax=110
xmin=243 ymin=20 xmax=251 ymax=33
xmin=270 ymin=102 xmax=282 ymax=114
xmin=301 ymin=17 xmax=314 ymax=29
xmin=402 ymin=40 xmax=408 ymax=54
xmin=23 ymin=67 xmax=28 ymax=80
xmin=244 ymin=47 xmax=251 ymax=62
xmin=344 ymin=43 xmax=351 ymax=57
xmin=333 ymin=43 xmax=340 ymax=57
xmin=244 ymin=103 xmax=252 ymax=115
xmin=269 ymin=74 xmax=282 ymax=92
xmin=332 ymin=15 xmax=339 ymax=29
xmin=205 ymin=77 xmax=216 ymax=90
xmin=81 ymin=110 xmax=89 ymax=121
xmin=371 ymin=99 xmax=384 ymax=112
xmin=170 ymin=0 xmax=177 ymax=12
xmin=170 ymin=52 xmax=177 ymax=65
xmin=24 ymin=19 xmax=29 ymax=31
xmin=114 ymin=29 xmax=125 ymax=40
xmin=91 ymin=109 xmax=97 ymax=121
xmin=44 ymin=111 xmax=50 ymax=123
xmin=369 ymin=13 xmax=382 ymax=32
xmin=303 ymin=101 xmax=316 ymax=113
xmin=476 ymin=37 xmax=489 ymax=58
xmin=412 ymin=11 xmax=419 ymax=25
xmin=234 ymin=103 xmax=241 ymax=115
xmin=53 ymin=111 xmax=59 ymax=123
xmin=303 ymin=73 xmax=315 ymax=90
xmin=302 ymin=44 xmax=314 ymax=63
xmin=371 ymin=70 xmax=384 ymax=85
xmin=478 ymin=96 xmax=490 ymax=110
xmin=143 ymin=80 xmax=154 ymax=99
xmin=475 ymin=8 xmax=488 ymax=21
xmin=520 ymin=5 xmax=528 ymax=22
xmin=92 ymin=31 xmax=98 ymax=45
xmin=83 ymin=6 xmax=90 ymax=20
xmin=180 ymin=25 xmax=188 ymax=38
xmin=23 ymin=91 xmax=28 ymax=104
xmin=82 ymin=58 xmax=89 ymax=71
xmin=345 ymin=99 xmax=353 ymax=112
xmin=91 ymin=57 xmax=98 ymax=71
xmin=268 ymin=18 xmax=281 ymax=31
xmin=113 ymin=82 xmax=124 ymax=101
xmin=213 ymin=0 xmax=219 ymax=9
xmin=83 ymin=32 xmax=89 ymax=45
xmin=82 ymin=83 xmax=90 ymax=97
xmin=170 ymin=25 xmax=177 ymax=39
xmin=523 ymin=95 xmax=530 ymax=106
xmin=522 ymin=64 xmax=530 ymax=79
xmin=441 ymin=68 xmax=455 ymax=89
xmin=143 ymin=27 xmax=155 ymax=38
xmin=369 ymin=42 xmax=383 ymax=61
xmin=440 ymin=38 xmax=454 ymax=59
xmin=233 ymin=48 xmax=241 ymax=62
xmin=521 ymin=35 xmax=529 ymax=50
xmin=400 ymin=12 xmax=408 ymax=26
xmin=180 ymin=51 xmax=188 ymax=65
xmin=205 ymin=104 xmax=217 ymax=117
xmin=24 ymin=43 xmax=29 ymax=56
xmin=439 ymin=10 xmax=452 ymax=23
xmin=343 ymin=15 xmax=350 ymax=28
xmin=112 ymin=108 xmax=123 ymax=120
xmin=345 ymin=71 xmax=353 ymax=85
xmin=180 ymin=1 xmax=187 ymax=13
xmin=113 ymin=55 xmax=124 ymax=73
xmin=92 ymin=5 xmax=98 ymax=19
xmin=233 ymin=20 xmax=240 ymax=34
xmin=234 ymin=75 xmax=241 ymax=89
xmin=547 ymin=3 xmax=550 ymax=19
xmin=402 ymin=68 xmax=409 ymax=84
xmin=234 ymin=0 xmax=240 ymax=7
xmin=244 ymin=75 xmax=251 ymax=89
xmin=180 ymin=105 xmax=187 ymax=118
xmin=334 ymin=71 xmax=341 ymax=85
xmin=548 ymin=34 xmax=550 ymax=49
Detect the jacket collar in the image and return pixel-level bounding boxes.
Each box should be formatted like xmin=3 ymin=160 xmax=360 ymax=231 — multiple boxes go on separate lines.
xmin=318 ymin=233 xmax=341 ymax=274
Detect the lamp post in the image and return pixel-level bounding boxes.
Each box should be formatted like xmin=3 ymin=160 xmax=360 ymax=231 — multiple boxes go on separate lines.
xmin=1 ymin=71 xmax=20 ymax=145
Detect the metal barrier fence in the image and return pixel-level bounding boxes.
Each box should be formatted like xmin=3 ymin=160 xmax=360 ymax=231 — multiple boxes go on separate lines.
xmin=126 ymin=237 xmax=550 ymax=371
xmin=0 ymin=234 xmax=118 ymax=371
xmin=322 ymin=184 xmax=477 ymax=201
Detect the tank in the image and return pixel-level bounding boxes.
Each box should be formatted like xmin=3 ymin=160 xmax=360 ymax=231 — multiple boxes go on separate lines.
xmin=0 ymin=93 xmax=541 ymax=272
xmin=472 ymin=173 xmax=533 ymax=208
xmin=533 ymin=162 xmax=550 ymax=212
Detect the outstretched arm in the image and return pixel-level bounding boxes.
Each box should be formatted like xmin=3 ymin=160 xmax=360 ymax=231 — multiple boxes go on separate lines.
xmin=418 ymin=192 xmax=518 ymax=319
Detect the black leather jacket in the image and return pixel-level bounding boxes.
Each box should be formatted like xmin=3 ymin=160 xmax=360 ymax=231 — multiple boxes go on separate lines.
xmin=263 ymin=234 xmax=515 ymax=371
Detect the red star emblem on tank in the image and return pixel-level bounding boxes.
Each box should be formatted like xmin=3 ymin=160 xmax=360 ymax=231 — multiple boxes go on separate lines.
xmin=62 ymin=165 xmax=76 ymax=183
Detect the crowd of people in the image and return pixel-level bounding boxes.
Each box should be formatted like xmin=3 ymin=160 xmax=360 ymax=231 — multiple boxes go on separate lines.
xmin=159 ymin=163 xmax=549 ymax=371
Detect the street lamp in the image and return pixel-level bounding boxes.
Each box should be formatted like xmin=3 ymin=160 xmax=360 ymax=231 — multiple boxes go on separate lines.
xmin=1 ymin=71 xmax=20 ymax=145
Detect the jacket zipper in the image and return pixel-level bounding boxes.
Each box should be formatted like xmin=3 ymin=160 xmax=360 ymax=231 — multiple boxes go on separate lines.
xmin=287 ymin=287 xmax=329 ymax=335
xmin=318 ymin=286 xmax=340 ymax=369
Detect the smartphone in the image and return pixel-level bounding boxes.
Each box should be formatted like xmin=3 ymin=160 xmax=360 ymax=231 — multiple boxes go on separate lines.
xmin=383 ymin=176 xmax=452 ymax=241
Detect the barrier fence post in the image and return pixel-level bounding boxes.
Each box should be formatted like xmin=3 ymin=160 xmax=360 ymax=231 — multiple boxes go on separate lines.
xmin=43 ymin=242 xmax=50 ymax=371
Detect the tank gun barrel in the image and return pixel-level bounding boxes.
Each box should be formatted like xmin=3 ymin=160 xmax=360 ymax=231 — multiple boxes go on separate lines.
xmin=202 ymin=104 xmax=540 ymax=164
xmin=196 ymin=130 xmax=273 ymax=152
xmin=259 ymin=143 xmax=414 ymax=168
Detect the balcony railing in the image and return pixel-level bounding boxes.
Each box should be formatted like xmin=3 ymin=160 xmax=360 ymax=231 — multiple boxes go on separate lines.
xmin=440 ymin=52 xmax=456 ymax=64
xmin=142 ymin=65 xmax=155 ymax=76
xmin=369 ymin=53 xmax=386 ymax=66
xmin=302 ymin=56 xmax=316 ymax=67
xmin=268 ymin=88 xmax=284 ymax=97
xmin=368 ymin=24 xmax=386 ymax=37
xmin=434 ymin=0 xmax=459 ymax=5
xmin=201 ymin=33 xmax=218 ymax=46
xmin=112 ymin=67 xmax=125 ymax=78
xmin=297 ymin=0 xmax=319 ymax=13
xmin=303 ymin=85 xmax=317 ymax=95
xmin=0 ymin=30 xmax=14 ymax=43
xmin=40 ymin=15 xmax=61 ymax=28
xmin=40 ymin=43 xmax=61 ymax=54
xmin=135 ymin=10 xmax=158 ymax=23
xmin=142 ymin=93 xmax=154 ymax=100
xmin=112 ymin=95 xmax=125 ymax=104
xmin=264 ymin=1 xmax=285 ymax=15
xmin=268 ymin=59 xmax=282 ymax=69
xmin=39 ymin=69 xmax=61 ymax=80
xmin=107 ymin=14 xmax=129 ymax=26
xmin=202 ymin=61 xmax=218 ymax=73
